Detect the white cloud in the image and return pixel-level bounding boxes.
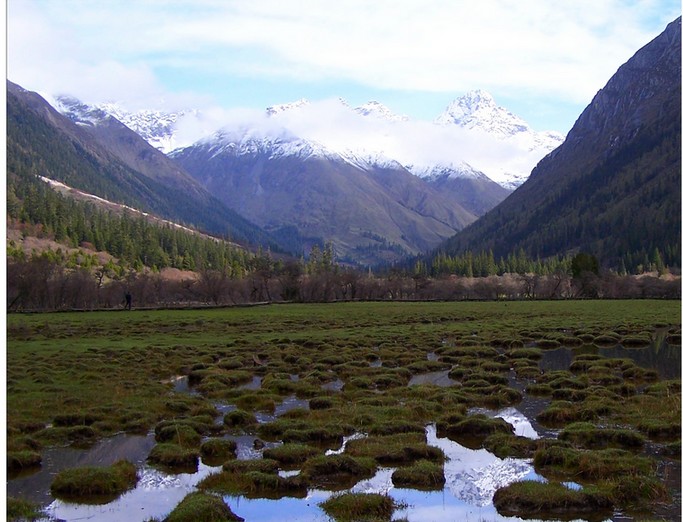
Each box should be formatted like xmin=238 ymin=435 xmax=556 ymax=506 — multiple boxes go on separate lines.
xmin=7 ymin=0 xmax=679 ymax=128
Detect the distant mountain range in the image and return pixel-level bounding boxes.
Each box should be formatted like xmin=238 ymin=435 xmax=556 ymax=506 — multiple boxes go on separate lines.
xmin=56 ymin=90 xmax=563 ymax=191
xmin=46 ymin=90 xmax=562 ymax=264
xmin=8 ymin=18 xmax=678 ymax=271
xmin=436 ymin=17 xmax=681 ymax=271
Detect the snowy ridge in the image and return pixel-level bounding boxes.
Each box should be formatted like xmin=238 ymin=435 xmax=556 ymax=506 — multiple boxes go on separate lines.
xmin=435 ymin=89 xmax=530 ymax=137
xmin=355 ymin=101 xmax=409 ymax=122
xmin=266 ymin=98 xmax=310 ymax=116
xmin=52 ymin=90 xmax=565 ymax=189
xmin=408 ymin=161 xmax=490 ymax=181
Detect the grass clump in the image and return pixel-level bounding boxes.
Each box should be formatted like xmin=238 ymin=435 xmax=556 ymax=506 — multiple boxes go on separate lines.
xmin=164 ymin=492 xmax=243 ymax=522
xmin=223 ymin=409 xmax=258 ymax=429
xmin=148 ymin=443 xmax=199 ymax=471
xmin=198 ymin=468 xmax=307 ymax=499
xmin=302 ymin=454 xmax=376 ymax=490
xmin=200 ymin=438 xmax=238 ymax=466
xmin=50 ymin=460 xmax=138 ymax=501
xmin=391 ymin=460 xmax=445 ymax=490
xmin=7 ymin=450 xmax=42 ymax=473
xmin=493 ymin=480 xmax=613 ymax=518
xmin=263 ymin=443 xmax=323 ymax=466
xmin=440 ymin=414 xmax=514 ymax=447
xmin=558 ymin=422 xmax=645 ymax=449
xmin=320 ymin=492 xmax=396 ymax=522
xmin=7 ymin=496 xmax=46 ymax=521
xmin=155 ymin=423 xmax=202 ymax=447
xmin=346 ymin=433 xmax=444 ymax=466
xmin=223 ymin=458 xmax=280 ymax=474
xmin=534 ymin=446 xmax=654 ymax=481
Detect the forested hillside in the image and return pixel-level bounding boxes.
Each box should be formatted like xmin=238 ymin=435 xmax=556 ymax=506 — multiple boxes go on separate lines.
xmin=435 ymin=18 xmax=681 ymax=272
xmin=7 ymin=81 xmax=278 ymax=249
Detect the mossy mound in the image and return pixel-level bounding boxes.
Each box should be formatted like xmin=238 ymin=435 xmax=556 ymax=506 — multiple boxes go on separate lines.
xmin=441 ymin=414 xmax=514 ymax=447
xmin=223 ymin=409 xmax=258 ymax=429
xmin=346 ymin=433 xmax=444 ymax=466
xmin=7 ymin=496 xmax=46 ymax=521
xmin=262 ymin=443 xmax=323 ymax=466
xmin=198 ymin=469 xmax=307 ymax=499
xmin=7 ymin=450 xmax=42 ymax=472
xmin=148 ymin=443 xmax=199 ymax=471
xmin=559 ymin=422 xmax=645 ymax=449
xmin=200 ymin=438 xmax=238 ymax=466
xmin=301 ymin=454 xmax=376 ymax=490
xmin=165 ymin=492 xmax=243 ymax=522
xmin=493 ymin=480 xmax=613 ymax=519
xmin=391 ymin=460 xmax=445 ymax=490
xmin=50 ymin=460 xmax=138 ymax=501
xmin=320 ymin=492 xmax=396 ymax=522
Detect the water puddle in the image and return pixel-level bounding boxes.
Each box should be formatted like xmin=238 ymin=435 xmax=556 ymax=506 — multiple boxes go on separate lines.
xmin=47 ymin=461 xmax=221 ymax=522
xmin=540 ymin=333 xmax=681 ymax=379
xmin=237 ymin=375 xmax=263 ymax=390
xmin=408 ymin=370 xmax=457 ymax=387
xmin=320 ymin=378 xmax=344 ymax=392
xmin=227 ymin=424 xmax=543 ymax=522
xmin=255 ymin=394 xmax=310 ymax=423
xmin=469 ymin=407 xmax=539 ymax=439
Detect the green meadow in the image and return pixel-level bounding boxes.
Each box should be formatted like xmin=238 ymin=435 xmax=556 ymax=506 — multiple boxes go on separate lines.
xmin=7 ymin=300 xmax=682 ymax=520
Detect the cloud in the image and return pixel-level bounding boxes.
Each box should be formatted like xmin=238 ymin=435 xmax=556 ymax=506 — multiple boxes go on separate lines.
xmin=8 ymin=0 xmax=679 ymax=125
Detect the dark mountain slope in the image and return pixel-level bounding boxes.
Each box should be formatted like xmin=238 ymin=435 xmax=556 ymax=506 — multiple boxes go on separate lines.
xmin=437 ymin=18 xmax=681 ymax=269
xmin=6 ymin=81 xmax=277 ymax=248
xmin=172 ymin=139 xmax=477 ymax=265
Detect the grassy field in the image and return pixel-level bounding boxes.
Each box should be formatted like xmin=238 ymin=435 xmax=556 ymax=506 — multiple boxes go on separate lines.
xmin=7 ymin=300 xmax=682 ymax=520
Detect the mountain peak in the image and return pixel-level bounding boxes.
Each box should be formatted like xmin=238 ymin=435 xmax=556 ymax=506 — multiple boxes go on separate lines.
xmin=266 ymin=98 xmax=310 ymax=116
xmin=435 ymin=90 xmax=531 ymax=137
xmin=354 ymin=101 xmax=409 ymax=122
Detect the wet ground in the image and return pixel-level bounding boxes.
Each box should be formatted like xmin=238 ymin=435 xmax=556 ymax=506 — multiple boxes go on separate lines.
xmin=7 ymin=335 xmax=680 ymax=522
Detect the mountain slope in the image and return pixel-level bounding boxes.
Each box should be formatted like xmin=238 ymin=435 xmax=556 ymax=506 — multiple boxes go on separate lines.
xmin=7 ymin=81 xmax=277 ymax=248
xmin=171 ymin=133 xmax=477 ymax=264
xmin=436 ymin=18 xmax=681 ymax=270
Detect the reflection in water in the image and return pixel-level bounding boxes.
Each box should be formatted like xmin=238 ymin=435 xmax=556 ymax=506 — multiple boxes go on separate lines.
xmin=229 ymin=424 xmax=543 ymax=522
xmin=540 ymin=333 xmax=681 ymax=380
xmin=408 ymin=370 xmax=456 ymax=387
xmin=470 ymin=407 xmax=539 ymax=439
xmin=48 ymin=462 xmax=222 ymax=522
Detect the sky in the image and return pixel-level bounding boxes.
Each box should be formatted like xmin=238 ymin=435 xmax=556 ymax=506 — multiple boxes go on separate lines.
xmin=6 ymin=0 xmax=681 ymax=134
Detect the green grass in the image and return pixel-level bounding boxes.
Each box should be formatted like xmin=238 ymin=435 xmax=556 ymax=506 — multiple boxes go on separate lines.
xmin=163 ymin=492 xmax=243 ymax=522
xmin=7 ymin=300 xmax=681 ymax=519
xmin=50 ymin=460 xmax=138 ymax=501
xmin=320 ymin=492 xmax=396 ymax=522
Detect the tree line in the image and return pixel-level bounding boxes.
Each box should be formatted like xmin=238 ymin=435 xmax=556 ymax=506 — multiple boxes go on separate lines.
xmin=6 ymin=171 xmax=681 ymax=311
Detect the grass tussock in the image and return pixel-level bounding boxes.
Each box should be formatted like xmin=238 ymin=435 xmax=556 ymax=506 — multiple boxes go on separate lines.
xmin=391 ymin=460 xmax=445 ymax=490
xmin=164 ymin=492 xmax=243 ymax=522
xmin=493 ymin=480 xmax=613 ymax=518
xmin=50 ymin=460 xmax=138 ymax=500
xmin=148 ymin=443 xmax=199 ymax=471
xmin=320 ymin=492 xmax=396 ymax=522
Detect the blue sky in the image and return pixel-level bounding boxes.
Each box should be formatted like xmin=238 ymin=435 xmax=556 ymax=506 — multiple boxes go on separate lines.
xmin=7 ymin=0 xmax=681 ymax=134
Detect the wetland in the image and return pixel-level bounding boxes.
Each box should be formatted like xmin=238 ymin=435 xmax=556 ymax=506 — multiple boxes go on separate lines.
xmin=6 ymin=300 xmax=681 ymax=521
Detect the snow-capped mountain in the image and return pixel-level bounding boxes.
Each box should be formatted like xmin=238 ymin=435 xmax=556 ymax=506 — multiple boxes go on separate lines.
xmin=266 ymin=98 xmax=311 ymax=116
xmin=54 ymin=96 xmax=188 ymax=154
xmin=354 ymin=101 xmax=409 ymax=122
xmin=58 ymin=90 xmax=563 ymax=190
